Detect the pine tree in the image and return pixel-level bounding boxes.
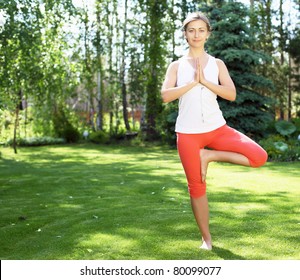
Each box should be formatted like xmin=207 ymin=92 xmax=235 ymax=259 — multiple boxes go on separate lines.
xmin=203 ymin=1 xmax=273 ymax=139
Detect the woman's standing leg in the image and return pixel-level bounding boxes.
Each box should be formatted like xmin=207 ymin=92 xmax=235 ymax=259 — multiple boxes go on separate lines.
xmin=177 ymin=133 xmax=212 ymax=250
xmin=190 ymin=194 xmax=212 ymax=250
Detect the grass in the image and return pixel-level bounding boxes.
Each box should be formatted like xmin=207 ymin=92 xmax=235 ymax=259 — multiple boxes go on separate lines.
xmin=0 ymin=143 xmax=299 ymax=260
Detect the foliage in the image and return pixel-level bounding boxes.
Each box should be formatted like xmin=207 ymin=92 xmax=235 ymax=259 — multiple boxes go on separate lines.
xmin=250 ymin=0 xmax=299 ymax=118
xmin=292 ymin=117 xmax=300 ymax=133
xmin=6 ymin=137 xmax=66 ymax=147
xmin=288 ymin=23 xmax=300 ymax=65
xmin=202 ymin=1 xmax=273 ymax=139
xmin=52 ymin=107 xmax=80 ymax=143
xmin=142 ymin=0 xmax=168 ymax=140
xmin=89 ymin=130 xmax=110 ymax=144
xmin=275 ymin=120 xmax=297 ymax=136
xmin=158 ymin=102 xmax=178 ymax=146
xmin=259 ymin=119 xmax=300 ymax=162
xmin=0 ymin=0 xmax=79 ymax=150
xmin=0 ymin=0 xmax=299 ymax=149
xmin=259 ymin=134 xmax=300 ymax=162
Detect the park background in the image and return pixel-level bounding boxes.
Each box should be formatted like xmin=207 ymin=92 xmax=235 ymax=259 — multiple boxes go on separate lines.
xmin=0 ymin=0 xmax=300 ymax=260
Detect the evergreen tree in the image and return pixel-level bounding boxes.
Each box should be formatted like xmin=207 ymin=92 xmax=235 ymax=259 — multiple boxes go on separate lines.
xmin=203 ymin=1 xmax=273 ymax=139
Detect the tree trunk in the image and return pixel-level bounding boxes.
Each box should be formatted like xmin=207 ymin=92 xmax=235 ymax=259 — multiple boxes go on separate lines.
xmin=95 ymin=3 xmax=103 ymax=131
xmin=144 ymin=0 xmax=166 ymax=140
xmin=288 ymin=54 xmax=292 ymax=120
xmin=121 ymin=0 xmax=130 ymax=131
xmin=13 ymin=90 xmax=22 ymax=154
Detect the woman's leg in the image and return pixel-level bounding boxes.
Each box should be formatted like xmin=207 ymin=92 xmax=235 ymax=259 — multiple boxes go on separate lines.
xmin=190 ymin=194 xmax=212 ymax=250
xmin=177 ymin=133 xmax=212 ymax=249
xmin=200 ymin=149 xmax=250 ymax=182
xmin=201 ymin=125 xmax=268 ymax=182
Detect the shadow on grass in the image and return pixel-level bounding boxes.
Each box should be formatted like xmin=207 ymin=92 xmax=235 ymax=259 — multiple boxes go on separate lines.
xmin=0 ymin=144 xmax=299 ymax=260
xmin=212 ymin=246 xmax=246 ymax=260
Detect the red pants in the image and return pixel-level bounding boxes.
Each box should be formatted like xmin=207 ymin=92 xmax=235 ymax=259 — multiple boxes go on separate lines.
xmin=177 ymin=125 xmax=268 ymax=198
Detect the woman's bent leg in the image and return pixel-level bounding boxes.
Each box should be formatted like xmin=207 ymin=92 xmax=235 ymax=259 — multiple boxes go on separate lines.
xmin=200 ymin=149 xmax=250 ymax=182
xmin=200 ymin=125 xmax=268 ymax=181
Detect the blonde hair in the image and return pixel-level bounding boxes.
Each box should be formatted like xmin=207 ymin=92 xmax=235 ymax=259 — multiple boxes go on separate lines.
xmin=182 ymin=12 xmax=211 ymax=32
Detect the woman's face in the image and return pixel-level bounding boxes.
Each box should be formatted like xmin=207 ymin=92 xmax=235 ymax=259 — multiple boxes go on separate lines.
xmin=184 ymin=20 xmax=210 ymax=47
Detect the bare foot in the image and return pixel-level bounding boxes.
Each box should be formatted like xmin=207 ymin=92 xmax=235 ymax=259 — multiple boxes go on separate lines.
xmin=200 ymin=240 xmax=212 ymax=250
xmin=200 ymin=149 xmax=209 ymax=182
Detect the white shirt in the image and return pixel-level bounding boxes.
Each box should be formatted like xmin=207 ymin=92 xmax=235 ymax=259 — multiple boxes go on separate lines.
xmin=175 ymin=55 xmax=226 ymax=133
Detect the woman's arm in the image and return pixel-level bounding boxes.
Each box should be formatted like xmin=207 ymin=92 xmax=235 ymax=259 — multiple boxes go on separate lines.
xmin=197 ymin=58 xmax=236 ymax=101
xmin=161 ymin=61 xmax=198 ymax=103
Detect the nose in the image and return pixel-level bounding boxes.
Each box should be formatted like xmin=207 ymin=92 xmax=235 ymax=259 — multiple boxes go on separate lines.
xmin=195 ymin=30 xmax=200 ymax=37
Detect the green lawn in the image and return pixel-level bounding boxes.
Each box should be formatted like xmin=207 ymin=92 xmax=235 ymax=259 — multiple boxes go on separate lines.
xmin=0 ymin=143 xmax=299 ymax=260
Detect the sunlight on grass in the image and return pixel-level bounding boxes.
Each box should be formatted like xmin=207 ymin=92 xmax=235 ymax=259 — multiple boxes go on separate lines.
xmin=77 ymin=232 xmax=140 ymax=259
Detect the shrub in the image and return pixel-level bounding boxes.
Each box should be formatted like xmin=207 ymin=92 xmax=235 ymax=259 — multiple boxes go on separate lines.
xmin=52 ymin=107 xmax=80 ymax=143
xmin=7 ymin=137 xmax=66 ymax=147
xmin=89 ymin=130 xmax=110 ymax=144
xmin=259 ymin=134 xmax=300 ymax=162
xmin=158 ymin=102 xmax=178 ymax=146
xmin=61 ymin=126 xmax=81 ymax=143
xmin=275 ymin=120 xmax=296 ymax=136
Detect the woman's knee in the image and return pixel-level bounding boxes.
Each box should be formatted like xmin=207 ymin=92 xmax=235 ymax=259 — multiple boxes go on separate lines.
xmin=188 ymin=182 xmax=206 ymax=198
xmin=249 ymin=147 xmax=268 ymax=167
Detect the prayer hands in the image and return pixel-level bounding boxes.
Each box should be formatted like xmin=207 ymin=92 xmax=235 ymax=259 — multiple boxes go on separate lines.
xmin=194 ymin=58 xmax=206 ymax=85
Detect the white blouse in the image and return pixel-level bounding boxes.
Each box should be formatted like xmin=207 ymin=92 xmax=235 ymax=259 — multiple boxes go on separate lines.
xmin=175 ymin=55 xmax=226 ymax=134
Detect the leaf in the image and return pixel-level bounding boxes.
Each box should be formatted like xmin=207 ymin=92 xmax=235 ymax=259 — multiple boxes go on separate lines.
xmin=274 ymin=141 xmax=288 ymax=152
xmin=275 ymin=121 xmax=296 ymax=136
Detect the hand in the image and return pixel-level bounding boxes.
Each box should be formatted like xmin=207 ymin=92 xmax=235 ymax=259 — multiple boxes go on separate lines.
xmin=194 ymin=58 xmax=206 ymax=85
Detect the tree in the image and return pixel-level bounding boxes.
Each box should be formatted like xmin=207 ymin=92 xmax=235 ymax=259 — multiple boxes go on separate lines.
xmin=0 ymin=0 xmax=81 ymax=149
xmin=287 ymin=1 xmax=300 ymax=117
xmin=120 ymin=0 xmax=130 ymax=131
xmin=203 ymin=1 xmax=273 ymax=139
xmin=0 ymin=0 xmax=44 ymax=152
xmin=249 ymin=0 xmax=299 ymax=120
xmin=142 ymin=0 xmax=168 ymax=140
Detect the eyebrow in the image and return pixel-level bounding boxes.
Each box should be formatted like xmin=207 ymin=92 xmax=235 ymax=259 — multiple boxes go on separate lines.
xmin=187 ymin=27 xmax=206 ymax=30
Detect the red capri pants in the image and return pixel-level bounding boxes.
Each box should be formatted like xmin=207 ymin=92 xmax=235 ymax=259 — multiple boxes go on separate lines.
xmin=177 ymin=124 xmax=268 ymax=198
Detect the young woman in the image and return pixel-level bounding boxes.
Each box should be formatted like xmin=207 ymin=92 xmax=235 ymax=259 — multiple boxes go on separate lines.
xmin=161 ymin=12 xmax=268 ymax=250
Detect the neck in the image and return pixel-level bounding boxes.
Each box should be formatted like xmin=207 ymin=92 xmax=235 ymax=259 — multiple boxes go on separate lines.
xmin=187 ymin=48 xmax=206 ymax=58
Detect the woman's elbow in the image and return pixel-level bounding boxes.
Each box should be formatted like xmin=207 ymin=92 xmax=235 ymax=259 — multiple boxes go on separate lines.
xmin=229 ymin=93 xmax=236 ymax=101
xmin=228 ymin=89 xmax=236 ymax=101
xmin=161 ymin=90 xmax=170 ymax=103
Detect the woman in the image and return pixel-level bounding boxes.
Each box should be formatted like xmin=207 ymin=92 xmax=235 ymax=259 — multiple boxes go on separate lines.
xmin=161 ymin=12 xmax=268 ymax=250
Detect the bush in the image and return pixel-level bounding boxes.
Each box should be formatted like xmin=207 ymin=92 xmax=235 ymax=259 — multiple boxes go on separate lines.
xmin=52 ymin=107 xmax=80 ymax=143
xmin=61 ymin=126 xmax=81 ymax=143
xmin=259 ymin=134 xmax=300 ymax=162
xmin=275 ymin=120 xmax=296 ymax=136
xmin=7 ymin=137 xmax=66 ymax=147
xmin=158 ymin=102 xmax=178 ymax=146
xmin=291 ymin=118 xmax=300 ymax=136
xmin=89 ymin=130 xmax=110 ymax=144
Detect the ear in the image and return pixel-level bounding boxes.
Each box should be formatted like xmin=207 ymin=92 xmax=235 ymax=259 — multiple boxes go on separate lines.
xmin=183 ymin=31 xmax=188 ymax=42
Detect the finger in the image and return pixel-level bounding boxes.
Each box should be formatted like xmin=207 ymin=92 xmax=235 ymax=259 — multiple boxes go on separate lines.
xmin=194 ymin=58 xmax=198 ymax=69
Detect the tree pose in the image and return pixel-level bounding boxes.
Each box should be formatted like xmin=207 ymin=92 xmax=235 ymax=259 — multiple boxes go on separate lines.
xmin=161 ymin=12 xmax=268 ymax=250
